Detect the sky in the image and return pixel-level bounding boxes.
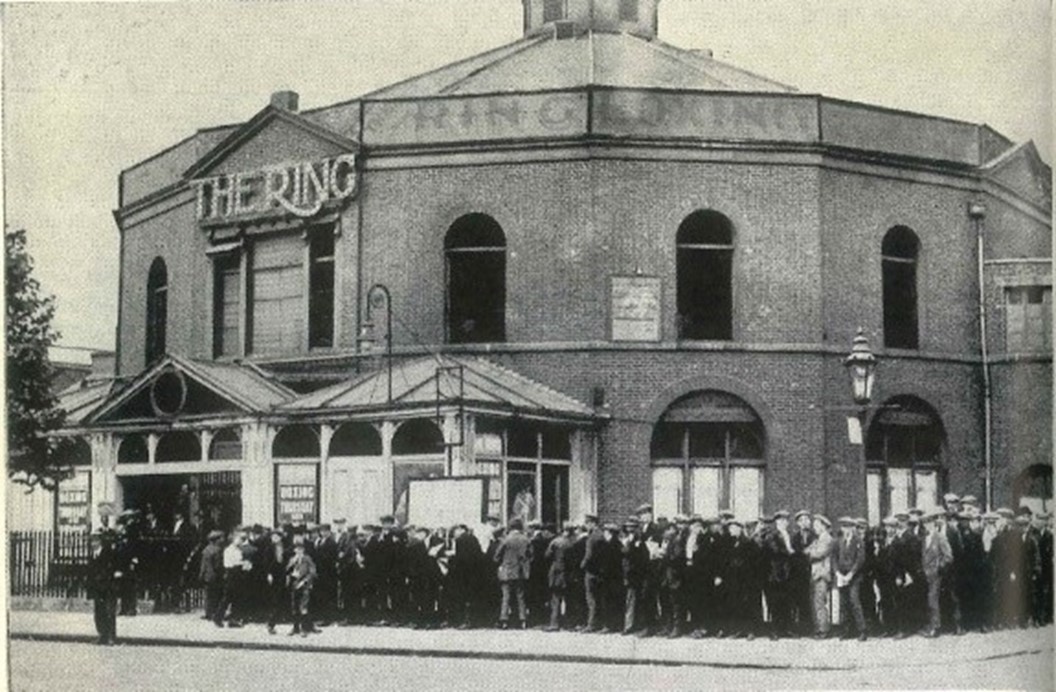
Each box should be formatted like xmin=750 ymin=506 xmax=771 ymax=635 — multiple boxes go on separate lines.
xmin=3 ymin=0 xmax=1051 ymax=351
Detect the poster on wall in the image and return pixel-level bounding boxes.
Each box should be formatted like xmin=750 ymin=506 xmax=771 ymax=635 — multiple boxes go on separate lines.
xmin=407 ymin=477 xmax=486 ymax=529
xmin=611 ymin=276 xmax=661 ymax=342
xmin=57 ymin=469 xmax=91 ymax=531
xmin=275 ymin=464 xmax=319 ymax=525
xmin=393 ymin=460 xmax=446 ymax=525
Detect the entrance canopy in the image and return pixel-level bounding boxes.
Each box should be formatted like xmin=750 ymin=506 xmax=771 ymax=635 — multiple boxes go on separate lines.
xmin=280 ymin=355 xmax=601 ymax=422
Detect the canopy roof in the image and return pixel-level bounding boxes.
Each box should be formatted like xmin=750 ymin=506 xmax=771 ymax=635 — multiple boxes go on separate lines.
xmin=281 ymin=355 xmax=600 ymax=421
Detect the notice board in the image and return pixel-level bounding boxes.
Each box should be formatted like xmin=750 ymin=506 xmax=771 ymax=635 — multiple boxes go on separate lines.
xmin=407 ymin=477 xmax=486 ymax=529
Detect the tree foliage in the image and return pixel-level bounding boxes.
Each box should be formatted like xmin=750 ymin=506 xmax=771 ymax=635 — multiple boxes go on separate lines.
xmin=6 ymin=228 xmax=72 ymax=490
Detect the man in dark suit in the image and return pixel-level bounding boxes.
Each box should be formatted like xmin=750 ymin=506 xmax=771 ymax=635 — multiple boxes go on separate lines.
xmin=565 ymin=524 xmax=587 ymax=630
xmin=312 ymin=523 xmax=339 ymax=626
xmin=88 ymin=530 xmax=122 ymax=645
xmin=495 ymin=518 xmax=532 ymax=629
xmin=580 ymin=514 xmax=607 ymax=632
xmin=446 ymin=524 xmax=484 ymax=629
xmin=198 ymin=530 xmax=225 ymax=622
xmin=890 ymin=512 xmax=923 ymax=637
xmin=790 ymin=510 xmax=816 ymax=636
xmin=765 ymin=510 xmax=796 ymax=639
xmin=334 ymin=519 xmax=360 ymax=625
xmin=940 ymin=494 xmax=964 ymax=633
xmin=544 ymin=525 xmax=575 ymax=631
xmin=723 ymin=519 xmax=755 ymax=638
xmin=1032 ymin=512 xmax=1053 ymax=626
xmin=659 ymin=522 xmax=686 ymax=637
xmin=407 ymin=526 xmax=441 ymax=628
xmin=634 ymin=504 xmax=662 ymax=636
xmin=620 ymin=519 xmax=650 ymax=635
xmin=834 ymin=516 xmax=867 ymax=641
xmin=527 ymin=522 xmax=552 ymax=627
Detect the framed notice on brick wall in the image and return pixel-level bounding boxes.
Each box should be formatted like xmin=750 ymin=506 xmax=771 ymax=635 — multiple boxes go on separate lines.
xmin=611 ymin=276 xmax=661 ymax=342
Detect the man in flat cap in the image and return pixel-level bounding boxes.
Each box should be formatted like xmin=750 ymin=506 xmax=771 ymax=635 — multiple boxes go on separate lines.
xmin=938 ymin=500 xmax=965 ymax=634
xmin=890 ymin=511 xmax=924 ymax=636
xmin=619 ymin=519 xmax=649 ymax=634
xmin=956 ymin=509 xmax=988 ymax=632
xmin=1032 ymin=512 xmax=1053 ymax=626
xmin=312 ymin=523 xmax=338 ymax=626
xmin=543 ymin=524 xmax=575 ymax=632
xmin=790 ymin=510 xmax=816 ymax=636
xmin=804 ymin=515 xmax=833 ymax=639
xmin=286 ymin=536 xmax=318 ymax=636
xmin=579 ymin=514 xmax=607 ymax=632
xmin=921 ymin=510 xmax=953 ymax=637
xmin=764 ymin=510 xmax=796 ymax=639
xmin=874 ymin=517 xmax=899 ymax=636
xmin=198 ymin=529 xmax=226 ymax=623
xmin=833 ymin=517 xmax=867 ymax=641
xmin=635 ymin=504 xmax=663 ymax=637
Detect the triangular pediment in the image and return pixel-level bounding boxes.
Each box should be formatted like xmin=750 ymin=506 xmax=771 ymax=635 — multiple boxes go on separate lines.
xmin=184 ymin=105 xmax=358 ymax=180
xmin=983 ymin=141 xmax=1052 ymax=209
xmin=85 ymin=355 xmax=294 ymax=426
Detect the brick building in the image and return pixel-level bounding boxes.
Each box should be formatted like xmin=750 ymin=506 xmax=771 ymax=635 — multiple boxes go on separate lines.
xmin=56 ymin=0 xmax=1051 ymax=532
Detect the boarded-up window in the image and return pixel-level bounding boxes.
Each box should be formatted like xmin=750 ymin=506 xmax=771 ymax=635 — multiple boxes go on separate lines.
xmin=250 ymin=234 xmax=303 ymax=354
xmin=213 ymin=254 xmax=241 ymax=357
xmin=1006 ymin=285 xmax=1052 ymax=352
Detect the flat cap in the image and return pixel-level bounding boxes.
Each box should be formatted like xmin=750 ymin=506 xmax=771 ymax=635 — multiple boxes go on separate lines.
xmin=728 ymin=519 xmax=744 ymax=529
xmin=773 ymin=510 xmax=790 ymax=519
xmin=603 ymin=522 xmax=620 ymax=532
xmin=719 ymin=509 xmax=736 ymax=519
xmin=689 ymin=515 xmax=705 ymax=526
xmin=997 ymin=508 xmax=1015 ymax=519
xmin=943 ymin=493 xmax=961 ymax=503
xmin=794 ymin=510 xmax=811 ymax=521
xmin=1015 ymin=514 xmax=1032 ymax=525
xmin=208 ymin=529 xmax=225 ymax=541
xmin=908 ymin=508 xmax=924 ymax=516
xmin=635 ymin=504 xmax=653 ymax=515
xmin=319 ymin=523 xmax=331 ymax=531
xmin=960 ymin=495 xmax=979 ymax=505
xmin=583 ymin=513 xmax=599 ymax=523
xmin=881 ymin=517 xmax=898 ymax=527
xmin=854 ymin=518 xmax=868 ymax=528
xmin=983 ymin=512 xmax=1000 ymax=521
xmin=838 ymin=516 xmax=855 ymax=526
xmin=923 ymin=509 xmax=945 ymax=522
xmin=379 ymin=514 xmax=396 ymax=524
xmin=894 ymin=512 xmax=910 ymax=521
xmin=333 ymin=518 xmax=347 ymax=525
xmin=814 ymin=515 xmax=832 ymax=528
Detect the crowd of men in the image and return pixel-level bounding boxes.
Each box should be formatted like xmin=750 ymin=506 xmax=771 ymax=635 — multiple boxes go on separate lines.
xmin=88 ymin=492 xmax=1053 ymax=643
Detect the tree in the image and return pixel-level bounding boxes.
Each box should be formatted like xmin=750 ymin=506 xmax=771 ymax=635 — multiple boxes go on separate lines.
xmin=6 ymin=228 xmax=72 ymax=490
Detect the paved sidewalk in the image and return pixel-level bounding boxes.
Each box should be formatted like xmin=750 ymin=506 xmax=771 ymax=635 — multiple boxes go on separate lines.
xmin=8 ymin=610 xmax=1053 ymax=671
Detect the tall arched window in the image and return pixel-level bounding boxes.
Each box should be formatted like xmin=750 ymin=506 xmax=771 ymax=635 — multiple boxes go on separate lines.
xmin=650 ymin=390 xmax=765 ymax=520
xmin=445 ymin=214 xmax=506 ymax=344
xmin=882 ymin=226 xmax=919 ymax=349
xmin=676 ymin=211 xmax=734 ymax=340
xmin=865 ymin=395 xmax=944 ymax=523
xmin=146 ymin=258 xmax=168 ymax=364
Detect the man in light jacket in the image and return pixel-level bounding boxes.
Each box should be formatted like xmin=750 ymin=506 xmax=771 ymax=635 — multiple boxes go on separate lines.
xmin=921 ymin=510 xmax=954 ymax=637
xmin=834 ymin=516 xmax=867 ymax=641
xmin=805 ymin=514 xmax=834 ymax=639
xmin=495 ymin=518 xmax=532 ymax=629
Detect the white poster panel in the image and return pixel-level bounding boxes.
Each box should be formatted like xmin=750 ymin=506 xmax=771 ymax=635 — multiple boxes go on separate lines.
xmin=730 ymin=467 xmax=762 ymax=522
xmin=408 ymin=477 xmax=485 ymax=529
xmin=915 ymin=470 xmax=939 ymax=513
xmin=888 ymin=468 xmax=911 ymax=516
xmin=691 ymin=467 xmax=721 ymax=518
xmin=652 ymin=467 xmax=682 ymax=520
xmin=866 ymin=471 xmax=883 ymax=526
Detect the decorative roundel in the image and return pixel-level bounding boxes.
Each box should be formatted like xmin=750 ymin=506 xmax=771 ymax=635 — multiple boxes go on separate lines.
xmin=150 ymin=367 xmax=187 ymax=418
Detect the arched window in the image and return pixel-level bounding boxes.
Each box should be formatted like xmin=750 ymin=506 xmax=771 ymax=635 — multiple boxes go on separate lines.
xmin=146 ymin=257 xmax=168 ymax=364
xmin=543 ymin=0 xmax=566 ymax=22
xmin=330 ymin=422 xmax=382 ymax=457
xmin=650 ymin=390 xmax=765 ymax=520
xmin=445 ymin=214 xmax=506 ymax=344
xmin=209 ymin=428 xmax=242 ymax=461
xmin=392 ymin=419 xmax=445 ymax=455
xmin=882 ymin=227 xmax=919 ymax=349
xmin=865 ymin=395 xmax=943 ymax=522
xmin=117 ymin=435 xmax=148 ymax=464
xmin=676 ymin=211 xmax=734 ymax=340
xmin=155 ymin=431 xmax=202 ymax=463
xmin=272 ymin=425 xmax=320 ymax=459
xmin=1014 ymin=465 xmax=1052 ymax=515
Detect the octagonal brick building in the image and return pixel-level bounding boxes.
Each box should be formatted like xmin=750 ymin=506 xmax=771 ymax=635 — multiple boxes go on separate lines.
xmin=60 ymin=0 xmax=1052 ymax=532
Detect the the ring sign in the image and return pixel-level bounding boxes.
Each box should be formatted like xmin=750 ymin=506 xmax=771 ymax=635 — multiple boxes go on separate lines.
xmin=192 ymin=153 xmax=357 ymax=221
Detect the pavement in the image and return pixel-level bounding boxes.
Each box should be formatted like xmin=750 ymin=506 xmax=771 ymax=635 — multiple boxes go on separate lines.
xmin=8 ymin=610 xmax=1054 ymax=672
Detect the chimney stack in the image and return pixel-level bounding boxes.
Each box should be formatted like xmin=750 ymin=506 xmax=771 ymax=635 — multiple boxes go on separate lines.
xmin=270 ymin=90 xmax=299 ymax=112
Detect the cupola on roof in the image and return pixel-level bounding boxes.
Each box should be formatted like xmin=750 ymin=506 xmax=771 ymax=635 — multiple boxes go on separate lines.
xmin=523 ymin=0 xmax=659 ymax=39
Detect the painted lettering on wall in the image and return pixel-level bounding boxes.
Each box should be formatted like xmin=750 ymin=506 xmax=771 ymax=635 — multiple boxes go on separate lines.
xmin=192 ymin=153 xmax=357 ymax=222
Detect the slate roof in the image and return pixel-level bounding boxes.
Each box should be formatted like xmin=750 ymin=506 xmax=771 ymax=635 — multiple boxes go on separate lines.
xmin=280 ymin=355 xmax=600 ymax=420
xmin=363 ymin=31 xmax=795 ymax=100
xmin=57 ymin=378 xmax=120 ymax=425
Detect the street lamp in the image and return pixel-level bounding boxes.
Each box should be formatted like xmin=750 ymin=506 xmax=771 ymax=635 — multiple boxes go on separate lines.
xmin=358 ymin=283 xmax=393 ymax=403
xmin=844 ymin=327 xmax=877 ymax=517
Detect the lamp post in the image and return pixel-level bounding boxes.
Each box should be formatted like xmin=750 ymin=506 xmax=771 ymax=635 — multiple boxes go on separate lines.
xmin=359 ymin=283 xmax=393 ymax=403
xmin=844 ymin=327 xmax=877 ymax=517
